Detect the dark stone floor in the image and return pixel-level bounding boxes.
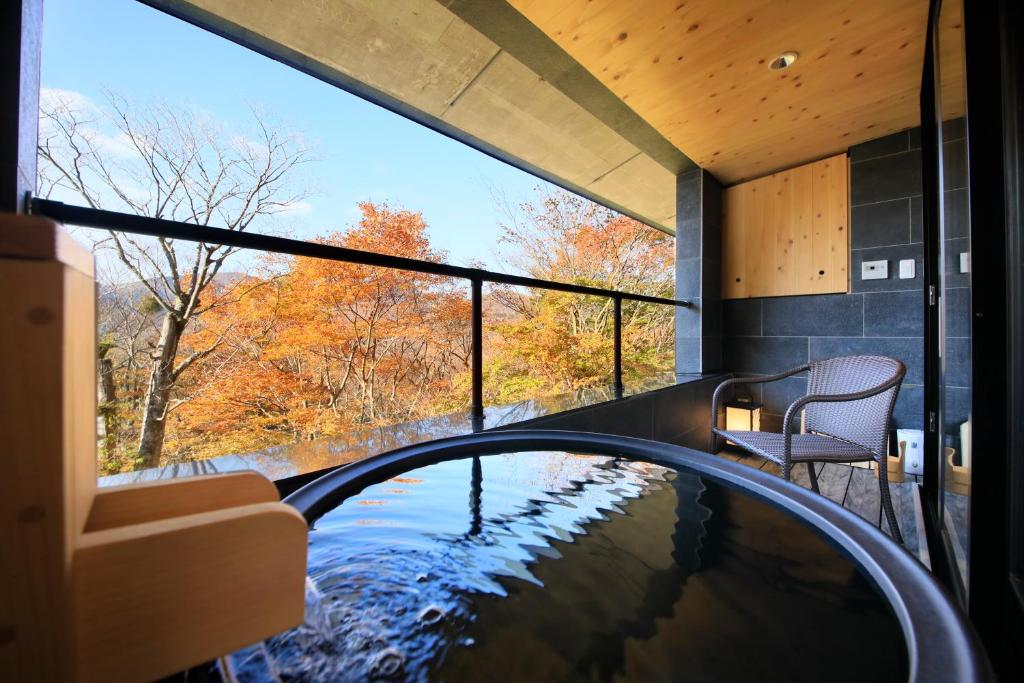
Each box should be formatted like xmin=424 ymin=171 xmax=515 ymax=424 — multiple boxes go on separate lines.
xmin=715 ymin=448 xmax=929 ymax=565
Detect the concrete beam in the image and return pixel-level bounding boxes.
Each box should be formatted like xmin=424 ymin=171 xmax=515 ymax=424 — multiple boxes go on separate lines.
xmin=142 ymin=0 xmax=693 ymax=234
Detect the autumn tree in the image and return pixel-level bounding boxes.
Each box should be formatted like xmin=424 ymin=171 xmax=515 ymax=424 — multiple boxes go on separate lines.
xmin=487 ymin=188 xmax=675 ymax=402
xmin=37 ymin=91 xmax=312 ymax=467
xmin=166 ymin=203 xmax=472 ymax=460
xmin=94 ymin=273 xmax=162 ymax=470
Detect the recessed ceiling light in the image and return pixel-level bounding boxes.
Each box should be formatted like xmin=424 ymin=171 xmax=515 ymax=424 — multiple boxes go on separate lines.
xmin=769 ymin=51 xmax=799 ymax=70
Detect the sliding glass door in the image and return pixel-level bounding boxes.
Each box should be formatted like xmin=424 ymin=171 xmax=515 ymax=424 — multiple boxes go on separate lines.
xmin=931 ymin=0 xmax=972 ymax=598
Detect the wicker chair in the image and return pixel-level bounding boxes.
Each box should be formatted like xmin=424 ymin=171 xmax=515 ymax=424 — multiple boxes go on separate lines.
xmin=710 ymin=355 xmax=906 ymax=544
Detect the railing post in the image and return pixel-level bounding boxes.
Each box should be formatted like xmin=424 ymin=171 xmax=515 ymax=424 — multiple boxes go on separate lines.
xmin=613 ymin=295 xmax=623 ymax=398
xmin=471 ymin=277 xmax=484 ymax=424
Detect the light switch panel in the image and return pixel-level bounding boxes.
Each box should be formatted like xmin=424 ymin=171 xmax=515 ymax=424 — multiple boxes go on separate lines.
xmin=861 ymin=259 xmax=888 ymax=280
xmin=899 ymin=259 xmax=915 ymax=279
xmin=959 ymin=252 xmax=970 ymax=273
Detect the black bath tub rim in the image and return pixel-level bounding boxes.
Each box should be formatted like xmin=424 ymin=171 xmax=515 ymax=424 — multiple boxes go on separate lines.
xmin=284 ymin=429 xmax=990 ymax=683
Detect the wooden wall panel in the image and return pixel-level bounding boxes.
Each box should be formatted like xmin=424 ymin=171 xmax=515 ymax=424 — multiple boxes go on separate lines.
xmin=722 ymin=153 xmax=849 ymax=299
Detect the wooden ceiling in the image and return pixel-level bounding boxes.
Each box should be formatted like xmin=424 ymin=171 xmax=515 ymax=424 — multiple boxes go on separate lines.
xmin=508 ymin=0 xmax=937 ymax=184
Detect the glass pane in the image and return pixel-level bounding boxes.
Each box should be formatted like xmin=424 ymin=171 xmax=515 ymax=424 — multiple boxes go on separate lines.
xmin=936 ymin=0 xmax=971 ymax=592
xmin=83 ymin=226 xmax=470 ymax=475
xmin=621 ymin=299 xmax=676 ymax=387
xmin=483 ymin=286 xmax=613 ymax=405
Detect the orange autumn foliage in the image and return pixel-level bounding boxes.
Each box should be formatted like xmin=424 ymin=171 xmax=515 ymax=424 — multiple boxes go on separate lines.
xmin=165 ymin=203 xmax=471 ymax=460
xmin=483 ymin=190 xmax=675 ymax=404
xmin=98 ymin=193 xmax=673 ymax=472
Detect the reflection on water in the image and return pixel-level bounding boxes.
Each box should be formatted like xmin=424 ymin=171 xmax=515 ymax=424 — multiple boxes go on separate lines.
xmin=226 ymin=452 xmax=905 ymax=682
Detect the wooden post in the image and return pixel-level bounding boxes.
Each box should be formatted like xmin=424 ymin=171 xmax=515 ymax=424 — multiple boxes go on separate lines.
xmin=0 ymin=215 xmax=94 ymax=680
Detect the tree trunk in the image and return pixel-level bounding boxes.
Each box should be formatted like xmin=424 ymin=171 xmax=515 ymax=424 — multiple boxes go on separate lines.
xmin=137 ymin=313 xmax=184 ymax=468
xmin=98 ymin=349 xmax=118 ymax=456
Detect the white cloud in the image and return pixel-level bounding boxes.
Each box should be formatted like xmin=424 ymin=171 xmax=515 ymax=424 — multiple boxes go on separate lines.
xmin=278 ymin=200 xmax=314 ymax=216
xmin=94 ymin=129 xmax=137 ymax=159
xmin=40 ymin=86 xmax=98 ymax=113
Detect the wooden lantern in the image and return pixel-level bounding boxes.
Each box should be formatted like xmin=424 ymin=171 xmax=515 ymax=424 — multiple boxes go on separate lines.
xmin=724 ymin=398 xmax=762 ymax=432
xmin=0 ymin=216 xmax=308 ymax=682
xmin=723 ymin=398 xmax=762 ymax=446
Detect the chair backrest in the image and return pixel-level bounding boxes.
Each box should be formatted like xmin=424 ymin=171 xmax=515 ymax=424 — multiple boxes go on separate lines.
xmin=804 ymin=355 xmax=905 ymax=457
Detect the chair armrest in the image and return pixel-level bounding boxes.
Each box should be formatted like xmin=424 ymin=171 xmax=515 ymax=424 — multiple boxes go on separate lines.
xmin=781 ymin=373 xmax=906 ymax=455
xmin=85 ymin=471 xmax=281 ymax=532
xmin=710 ymin=365 xmax=810 ymax=437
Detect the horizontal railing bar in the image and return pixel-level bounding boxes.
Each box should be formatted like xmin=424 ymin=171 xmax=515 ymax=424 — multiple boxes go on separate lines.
xmin=31 ymin=199 xmax=689 ymax=307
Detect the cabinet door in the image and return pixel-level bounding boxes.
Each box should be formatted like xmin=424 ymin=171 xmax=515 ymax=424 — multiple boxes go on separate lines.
xmin=809 ymin=155 xmax=849 ymax=294
xmin=721 ymin=184 xmax=747 ymax=299
xmin=721 ymin=154 xmax=848 ymax=298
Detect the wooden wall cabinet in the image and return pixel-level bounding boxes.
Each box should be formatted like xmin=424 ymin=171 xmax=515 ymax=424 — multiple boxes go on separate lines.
xmin=721 ymin=153 xmax=850 ymax=299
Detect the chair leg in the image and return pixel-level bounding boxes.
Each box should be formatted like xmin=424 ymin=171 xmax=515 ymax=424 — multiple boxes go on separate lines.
xmin=806 ymin=462 xmax=820 ymax=493
xmin=877 ymin=463 xmax=905 ymax=546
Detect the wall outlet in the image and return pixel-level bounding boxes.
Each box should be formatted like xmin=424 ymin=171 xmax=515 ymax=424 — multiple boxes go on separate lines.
xmin=899 ymin=259 xmax=915 ymax=279
xmin=861 ymin=260 xmax=888 ymax=280
xmin=959 ymin=252 xmax=970 ymax=273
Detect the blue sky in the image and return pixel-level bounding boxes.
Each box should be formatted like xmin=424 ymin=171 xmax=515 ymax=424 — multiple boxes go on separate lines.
xmin=40 ymin=0 xmax=561 ymax=269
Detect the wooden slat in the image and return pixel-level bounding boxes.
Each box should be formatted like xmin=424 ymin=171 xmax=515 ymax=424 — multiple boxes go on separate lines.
xmin=827 ymin=156 xmax=851 ymax=292
xmin=721 ymin=187 xmax=746 ymax=299
xmin=752 ymin=176 xmax=774 ymax=296
xmin=86 ymin=472 xmax=282 ymax=532
xmin=810 ymin=158 xmax=833 ymax=293
xmin=718 ymin=449 xmax=744 ymax=462
xmin=732 ymin=452 xmax=764 ymax=469
xmin=791 ymin=163 xmax=815 ymax=293
xmin=772 ymin=168 xmax=794 ymax=295
xmin=710 ymin=450 xmax=920 ymax=554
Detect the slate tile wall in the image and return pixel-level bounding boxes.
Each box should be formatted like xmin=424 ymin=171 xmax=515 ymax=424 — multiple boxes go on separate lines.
xmin=722 ymin=128 xmax=932 ymax=432
xmin=508 ymin=375 xmax=725 ymax=451
xmin=676 ymin=168 xmax=724 ymax=373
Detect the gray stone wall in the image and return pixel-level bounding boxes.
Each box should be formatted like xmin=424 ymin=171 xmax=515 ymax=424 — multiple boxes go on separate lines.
xmin=675 ymin=168 xmax=723 ymax=374
xmin=507 ymin=374 xmax=725 ymax=452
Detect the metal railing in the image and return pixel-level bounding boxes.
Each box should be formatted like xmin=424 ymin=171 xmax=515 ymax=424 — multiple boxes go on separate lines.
xmin=30 ymin=198 xmax=689 ymax=420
